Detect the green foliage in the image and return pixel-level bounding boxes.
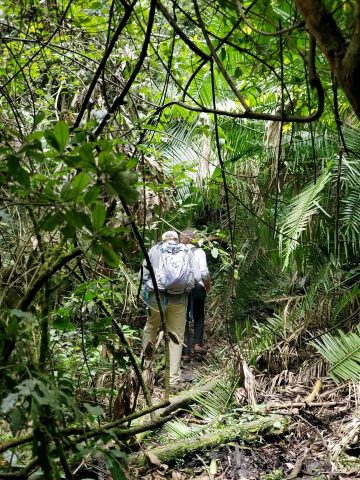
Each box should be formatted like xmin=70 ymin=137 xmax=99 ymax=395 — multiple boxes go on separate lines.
xmin=1 ymin=0 xmax=360 ymax=476
xmin=279 ymin=169 xmax=331 ymax=268
xmin=311 ymin=325 xmax=360 ymax=383
xmin=261 ymin=469 xmax=285 ymax=480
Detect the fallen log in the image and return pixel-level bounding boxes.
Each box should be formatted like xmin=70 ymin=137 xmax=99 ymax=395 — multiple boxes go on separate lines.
xmin=264 ymin=401 xmax=347 ymax=409
xmin=130 ymin=413 xmax=287 ymax=467
xmin=158 ymin=378 xmax=221 ymax=417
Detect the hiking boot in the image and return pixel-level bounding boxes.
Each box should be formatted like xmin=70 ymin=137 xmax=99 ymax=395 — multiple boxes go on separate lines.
xmin=193 ymin=344 xmax=207 ymax=355
xmin=180 ymin=372 xmax=194 ymax=382
xmin=181 ymin=354 xmax=191 ymax=363
xmin=169 ymin=375 xmax=193 ymax=394
xmin=169 ymin=383 xmax=182 ymax=394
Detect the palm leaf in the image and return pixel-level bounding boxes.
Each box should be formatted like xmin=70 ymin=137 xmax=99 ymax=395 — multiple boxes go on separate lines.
xmin=279 ymin=169 xmax=331 ymax=267
xmin=311 ymin=324 xmax=360 ymax=383
xmin=192 ymin=380 xmax=236 ymax=419
xmin=162 ymin=417 xmax=206 ymax=440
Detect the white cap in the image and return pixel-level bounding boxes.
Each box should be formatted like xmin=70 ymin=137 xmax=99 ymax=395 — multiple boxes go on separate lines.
xmin=162 ymin=230 xmax=179 ymax=241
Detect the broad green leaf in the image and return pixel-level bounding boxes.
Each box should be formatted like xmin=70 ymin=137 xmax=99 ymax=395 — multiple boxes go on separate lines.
xmin=6 ymin=155 xmax=30 ymax=187
xmin=100 ymin=245 xmax=119 ymax=267
xmin=54 ymin=120 xmax=69 ymax=152
xmin=40 ymin=212 xmax=64 ymax=231
xmin=84 ymin=185 xmax=100 ymax=205
xmin=52 ymin=316 xmax=75 ymax=331
xmin=71 ymin=172 xmax=90 ymax=198
xmin=234 ymin=67 xmax=242 ymax=78
xmin=84 ymin=403 xmax=104 ymax=416
xmin=34 ymin=111 xmax=45 ymax=126
xmin=126 ymin=157 xmax=138 ymax=169
xmin=9 ymin=407 xmax=27 ymax=436
xmin=61 ymin=224 xmax=76 ymax=239
xmin=66 ymin=211 xmax=92 ymax=230
xmin=92 ymin=203 xmax=106 ymax=231
xmin=103 ymin=450 xmax=127 ymax=480
xmin=44 ymin=130 xmax=60 ymax=151
xmin=79 ymin=144 xmax=95 ymax=167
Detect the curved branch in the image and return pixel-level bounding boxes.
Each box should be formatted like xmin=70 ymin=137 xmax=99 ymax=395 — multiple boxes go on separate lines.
xmin=210 ymin=60 xmax=235 ymax=258
xmin=119 ymin=196 xmax=171 ymax=398
xmin=159 ymin=81 xmax=324 ymax=123
xmin=94 ymin=0 xmax=157 ymax=136
xmin=0 ymin=399 xmax=169 ymax=456
xmin=155 ymin=0 xmax=210 ymax=61
xmin=73 ymin=0 xmax=137 ymax=129
xmin=19 ymin=248 xmax=83 ymax=311
xmin=193 ymin=0 xmax=250 ymax=112
xmin=294 ymin=0 xmax=360 ymax=118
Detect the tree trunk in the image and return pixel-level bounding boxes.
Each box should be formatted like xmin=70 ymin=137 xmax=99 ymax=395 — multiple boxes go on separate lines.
xmin=295 ymin=0 xmax=360 ymax=119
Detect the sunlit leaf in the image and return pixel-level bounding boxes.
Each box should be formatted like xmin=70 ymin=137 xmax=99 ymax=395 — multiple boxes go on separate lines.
xmin=54 ymin=121 xmax=69 ymax=152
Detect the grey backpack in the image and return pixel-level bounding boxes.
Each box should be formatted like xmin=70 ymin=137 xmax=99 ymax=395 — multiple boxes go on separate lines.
xmin=156 ymin=243 xmax=194 ymax=294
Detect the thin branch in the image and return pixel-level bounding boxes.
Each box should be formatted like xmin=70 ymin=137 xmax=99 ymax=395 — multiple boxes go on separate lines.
xmin=236 ymin=0 xmax=304 ymax=37
xmin=155 ymin=0 xmax=210 ymax=61
xmin=73 ymin=0 xmax=137 ymax=129
xmin=157 ymin=91 xmax=324 ymax=122
xmin=94 ymin=0 xmax=157 ymax=136
xmin=273 ymin=22 xmax=285 ymax=237
xmin=119 ymin=196 xmax=171 ymax=398
xmin=18 ymin=248 xmax=83 ymax=311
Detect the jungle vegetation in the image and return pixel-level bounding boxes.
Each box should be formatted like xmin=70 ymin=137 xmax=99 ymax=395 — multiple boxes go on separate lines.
xmin=0 ymin=0 xmax=359 ymax=478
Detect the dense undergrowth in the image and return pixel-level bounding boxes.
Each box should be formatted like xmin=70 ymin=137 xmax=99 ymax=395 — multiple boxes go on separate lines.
xmin=1 ymin=0 xmax=360 ymax=477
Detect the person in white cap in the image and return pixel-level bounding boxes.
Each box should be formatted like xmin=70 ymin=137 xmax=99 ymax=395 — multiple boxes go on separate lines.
xmin=141 ymin=231 xmax=195 ymax=389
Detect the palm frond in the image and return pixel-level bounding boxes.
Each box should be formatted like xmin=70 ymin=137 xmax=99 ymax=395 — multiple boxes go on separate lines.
xmin=192 ymin=379 xmax=237 ymax=419
xmin=311 ymin=324 xmax=360 ymax=383
xmin=158 ymin=121 xmax=199 ymax=167
xmin=279 ymin=169 xmax=331 ymax=267
xmin=342 ymin=190 xmax=360 ymax=232
xmin=162 ymin=418 xmax=205 ymax=440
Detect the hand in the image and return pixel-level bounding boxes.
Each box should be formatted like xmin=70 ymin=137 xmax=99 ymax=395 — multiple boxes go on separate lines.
xmin=204 ymin=279 xmax=211 ymax=293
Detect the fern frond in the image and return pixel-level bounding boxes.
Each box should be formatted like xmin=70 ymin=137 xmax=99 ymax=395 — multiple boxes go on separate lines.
xmin=311 ymin=324 xmax=360 ymax=383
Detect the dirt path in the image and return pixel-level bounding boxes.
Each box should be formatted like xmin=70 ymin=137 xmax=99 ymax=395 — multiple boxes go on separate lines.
xmin=130 ymin=339 xmax=360 ymax=480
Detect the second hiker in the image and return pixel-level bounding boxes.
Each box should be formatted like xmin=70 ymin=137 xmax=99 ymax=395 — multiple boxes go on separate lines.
xmin=180 ymin=228 xmax=211 ymax=360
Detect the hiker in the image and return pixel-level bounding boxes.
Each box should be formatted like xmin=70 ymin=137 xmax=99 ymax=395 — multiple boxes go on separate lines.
xmin=141 ymin=231 xmax=195 ymax=388
xmin=180 ymin=228 xmax=211 ymax=361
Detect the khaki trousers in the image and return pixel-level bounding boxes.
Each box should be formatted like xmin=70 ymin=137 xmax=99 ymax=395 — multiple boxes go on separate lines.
xmin=143 ymin=295 xmax=186 ymax=385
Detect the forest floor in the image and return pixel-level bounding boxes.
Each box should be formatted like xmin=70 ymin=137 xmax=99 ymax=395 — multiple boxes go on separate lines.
xmin=129 ymin=336 xmax=360 ymax=480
